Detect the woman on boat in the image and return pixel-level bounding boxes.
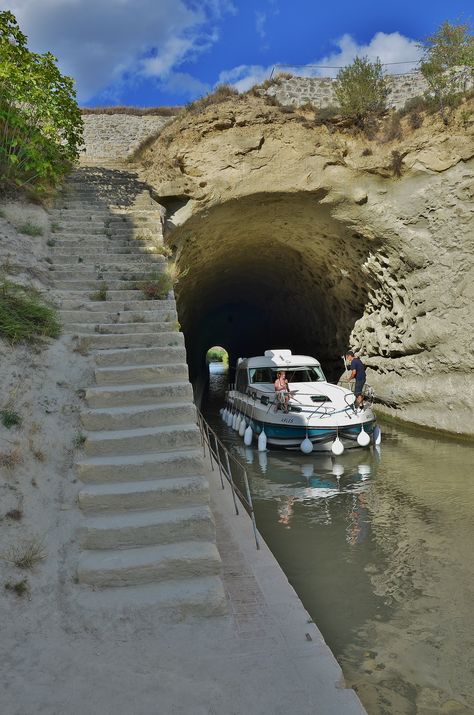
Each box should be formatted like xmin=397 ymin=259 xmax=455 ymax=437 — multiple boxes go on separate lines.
xmin=274 ymin=370 xmax=290 ymax=412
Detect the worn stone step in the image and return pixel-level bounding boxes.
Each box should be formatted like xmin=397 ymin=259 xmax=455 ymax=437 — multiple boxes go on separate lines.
xmin=51 ymin=246 xmax=163 ymax=259
xmin=81 ymin=402 xmax=195 ymax=431
xmin=94 ymin=345 xmax=186 ymax=367
xmin=75 ymin=575 xmax=227 ymax=616
xmin=77 ymin=450 xmax=204 ymax=483
xmin=57 ymin=289 xmax=158 ymax=302
xmin=78 ymin=475 xmax=208 ymax=511
xmin=61 ymin=308 xmax=177 ymax=324
xmin=50 ymin=238 xmax=159 ymax=250
xmin=53 ymin=252 xmax=164 ymax=265
xmin=85 ymin=380 xmax=193 ymax=408
xmin=77 ymin=541 xmax=221 ymax=587
xmin=77 ymin=331 xmax=182 ymax=350
xmin=67 ymin=321 xmax=177 ymax=335
xmin=53 ymin=279 xmax=165 ymax=291
xmin=62 ymin=298 xmax=173 ymax=311
xmin=80 ymin=505 xmax=214 ymax=549
xmin=51 ymin=267 xmax=168 ymax=281
xmin=94 ymin=362 xmax=188 ymax=385
xmin=84 ymin=423 xmax=200 ymax=457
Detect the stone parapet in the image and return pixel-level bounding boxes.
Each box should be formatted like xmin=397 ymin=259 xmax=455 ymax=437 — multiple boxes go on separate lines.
xmin=81 ymin=114 xmax=174 ymax=162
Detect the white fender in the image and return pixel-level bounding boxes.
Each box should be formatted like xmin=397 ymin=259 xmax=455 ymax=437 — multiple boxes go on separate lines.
xmin=258 ymin=429 xmax=267 ymax=452
xmin=238 ymin=419 xmax=246 ymax=437
xmin=226 ymin=410 xmax=233 ymax=427
xmin=357 ymin=425 xmax=370 ymax=447
xmin=244 ymin=424 xmax=253 ymax=446
xmin=232 ymin=412 xmax=238 ymax=430
xmin=300 ymin=437 xmax=313 ymax=454
xmin=331 ymin=436 xmax=344 ymax=455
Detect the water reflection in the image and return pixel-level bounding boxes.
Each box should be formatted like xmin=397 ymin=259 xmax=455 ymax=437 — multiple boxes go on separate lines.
xmin=202 ymin=366 xmax=474 ymax=715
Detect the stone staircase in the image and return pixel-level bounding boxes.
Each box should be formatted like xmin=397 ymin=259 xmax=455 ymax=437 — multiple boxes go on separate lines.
xmin=50 ymin=166 xmax=226 ymax=614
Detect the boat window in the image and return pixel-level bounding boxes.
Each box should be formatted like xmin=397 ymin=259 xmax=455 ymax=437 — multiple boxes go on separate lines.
xmin=249 ymin=368 xmax=273 ymax=383
xmin=271 ymin=366 xmax=326 ymax=382
xmin=236 ymin=368 xmax=249 ymax=393
xmin=310 ymin=395 xmax=331 ymax=403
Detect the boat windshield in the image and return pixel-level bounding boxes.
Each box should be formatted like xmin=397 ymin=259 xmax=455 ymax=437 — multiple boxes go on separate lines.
xmin=249 ymin=365 xmax=325 ymax=383
xmin=282 ymin=366 xmax=326 ymax=382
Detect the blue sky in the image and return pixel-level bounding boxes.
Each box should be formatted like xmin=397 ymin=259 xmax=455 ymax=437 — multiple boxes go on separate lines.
xmin=4 ymin=0 xmax=472 ymax=106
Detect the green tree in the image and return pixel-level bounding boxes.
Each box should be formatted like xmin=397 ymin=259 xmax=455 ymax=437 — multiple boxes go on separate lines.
xmin=420 ymin=21 xmax=474 ymax=123
xmin=0 ymin=11 xmax=83 ymax=193
xmin=334 ymin=56 xmax=388 ymax=126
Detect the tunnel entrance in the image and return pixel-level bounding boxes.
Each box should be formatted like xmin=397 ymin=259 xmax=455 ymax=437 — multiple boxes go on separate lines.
xmin=169 ymin=192 xmax=376 ymax=392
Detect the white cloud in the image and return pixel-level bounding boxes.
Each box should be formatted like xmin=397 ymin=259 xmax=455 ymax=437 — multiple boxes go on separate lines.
xmin=220 ymin=31 xmax=423 ymax=92
xmin=3 ymin=0 xmax=232 ymax=101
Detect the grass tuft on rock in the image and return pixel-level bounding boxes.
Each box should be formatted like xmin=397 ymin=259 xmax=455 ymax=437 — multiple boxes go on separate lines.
xmin=5 ymin=578 xmax=29 ymax=597
xmin=0 ymin=281 xmax=60 ymax=344
xmin=17 ymin=222 xmax=43 ymax=237
xmin=3 ymin=537 xmax=46 ymax=569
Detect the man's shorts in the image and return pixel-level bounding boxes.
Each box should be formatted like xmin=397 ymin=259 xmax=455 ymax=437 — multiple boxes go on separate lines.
xmin=354 ymin=380 xmax=365 ymax=397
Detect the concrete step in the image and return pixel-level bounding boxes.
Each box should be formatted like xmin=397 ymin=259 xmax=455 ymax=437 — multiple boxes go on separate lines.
xmin=77 ymin=331 xmax=182 ymax=350
xmin=77 ymin=541 xmax=221 ymax=587
xmin=94 ymin=345 xmax=186 ymax=367
xmin=81 ymin=402 xmax=196 ymax=431
xmin=68 ymin=322 xmax=177 ymax=335
xmin=84 ymin=423 xmax=200 ymax=457
xmin=94 ymin=362 xmax=188 ymax=385
xmin=77 ymin=450 xmax=204 ymax=483
xmin=85 ymin=380 xmax=193 ymax=408
xmin=80 ymin=505 xmax=214 ymax=549
xmin=78 ymin=475 xmax=209 ymax=510
xmin=61 ymin=308 xmax=177 ymax=324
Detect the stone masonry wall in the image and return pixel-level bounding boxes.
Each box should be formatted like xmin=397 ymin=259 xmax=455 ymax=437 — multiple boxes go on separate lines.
xmin=265 ymin=71 xmax=430 ymax=109
xmin=81 ymin=114 xmax=174 ymax=163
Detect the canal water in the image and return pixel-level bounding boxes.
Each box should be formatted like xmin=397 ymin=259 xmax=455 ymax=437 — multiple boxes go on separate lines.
xmin=203 ymin=363 xmax=474 ymax=715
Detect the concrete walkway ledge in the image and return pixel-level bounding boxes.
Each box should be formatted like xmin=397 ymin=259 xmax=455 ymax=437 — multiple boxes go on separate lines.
xmin=207 ymin=454 xmax=367 ymax=715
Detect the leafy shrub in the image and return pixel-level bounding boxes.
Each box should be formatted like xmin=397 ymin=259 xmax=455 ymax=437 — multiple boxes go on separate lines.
xmin=141 ymin=271 xmax=173 ymax=300
xmin=206 ymin=346 xmax=229 ymax=364
xmin=0 ymin=11 xmax=83 ymax=194
xmin=0 ymin=408 xmax=22 ymax=428
xmin=334 ymin=57 xmax=388 ymax=127
xmin=0 ymin=281 xmax=60 ymax=343
xmin=420 ymin=21 xmax=474 ymax=123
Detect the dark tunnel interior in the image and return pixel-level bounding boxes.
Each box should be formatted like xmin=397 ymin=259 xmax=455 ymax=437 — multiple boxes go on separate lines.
xmin=168 ymin=192 xmax=377 ymax=394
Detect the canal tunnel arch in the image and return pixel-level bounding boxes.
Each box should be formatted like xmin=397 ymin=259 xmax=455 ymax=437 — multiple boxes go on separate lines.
xmin=169 ymin=191 xmax=377 ymax=390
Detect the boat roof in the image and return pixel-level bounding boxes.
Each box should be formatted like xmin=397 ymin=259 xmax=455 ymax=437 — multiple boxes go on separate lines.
xmin=238 ymin=349 xmax=321 ymax=369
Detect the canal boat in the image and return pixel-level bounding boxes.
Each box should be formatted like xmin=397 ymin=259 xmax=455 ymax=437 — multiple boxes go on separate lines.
xmin=222 ymin=349 xmax=379 ymax=453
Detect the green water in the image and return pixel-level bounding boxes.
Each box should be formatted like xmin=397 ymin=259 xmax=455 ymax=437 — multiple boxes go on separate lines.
xmin=203 ymin=366 xmax=474 ymax=715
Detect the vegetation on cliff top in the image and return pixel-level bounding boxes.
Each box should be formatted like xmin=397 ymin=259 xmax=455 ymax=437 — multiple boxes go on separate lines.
xmin=0 ymin=11 xmax=83 ymax=195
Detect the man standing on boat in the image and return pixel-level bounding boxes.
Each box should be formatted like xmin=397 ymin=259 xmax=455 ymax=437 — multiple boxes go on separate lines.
xmin=346 ymin=351 xmax=366 ymax=409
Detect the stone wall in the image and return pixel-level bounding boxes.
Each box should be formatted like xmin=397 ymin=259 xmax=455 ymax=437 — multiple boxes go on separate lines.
xmin=81 ymin=114 xmax=174 ymax=163
xmin=265 ymin=71 xmax=430 ymax=109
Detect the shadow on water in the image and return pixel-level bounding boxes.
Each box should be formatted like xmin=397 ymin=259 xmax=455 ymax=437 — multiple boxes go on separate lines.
xmin=202 ymin=364 xmax=474 ymax=715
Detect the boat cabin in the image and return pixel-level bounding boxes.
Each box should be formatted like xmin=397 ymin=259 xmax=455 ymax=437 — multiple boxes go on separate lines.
xmin=235 ymin=349 xmax=326 ymax=396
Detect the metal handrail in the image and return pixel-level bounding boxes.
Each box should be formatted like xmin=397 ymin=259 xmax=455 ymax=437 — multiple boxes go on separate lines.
xmin=196 ymin=409 xmax=260 ymax=550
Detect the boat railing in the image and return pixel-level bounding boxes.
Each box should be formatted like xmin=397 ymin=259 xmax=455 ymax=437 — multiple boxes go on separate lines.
xmin=196 ymin=408 xmax=260 ymax=550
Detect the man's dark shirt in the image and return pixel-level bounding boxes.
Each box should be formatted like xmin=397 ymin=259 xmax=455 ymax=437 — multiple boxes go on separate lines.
xmin=351 ymin=357 xmax=366 ymax=382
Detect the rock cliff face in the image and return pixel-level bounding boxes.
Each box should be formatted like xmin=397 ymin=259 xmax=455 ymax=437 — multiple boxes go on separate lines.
xmin=136 ymin=95 xmax=474 ymax=436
